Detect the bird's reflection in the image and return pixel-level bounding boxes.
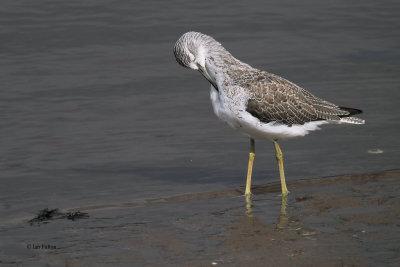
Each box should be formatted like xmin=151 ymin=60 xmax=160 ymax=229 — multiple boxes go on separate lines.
xmin=276 ymin=194 xmax=288 ymax=229
xmin=245 ymin=194 xmax=253 ymax=217
xmin=245 ymin=194 xmax=289 ymax=228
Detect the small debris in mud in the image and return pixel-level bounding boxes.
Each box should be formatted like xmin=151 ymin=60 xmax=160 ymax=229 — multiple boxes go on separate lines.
xmin=29 ymin=208 xmax=89 ymax=225
xmin=66 ymin=211 xmax=89 ymax=221
xmin=295 ymin=195 xmax=313 ymax=202
xmin=367 ymin=149 xmax=383 ymax=154
xmin=28 ymin=208 xmax=63 ymax=224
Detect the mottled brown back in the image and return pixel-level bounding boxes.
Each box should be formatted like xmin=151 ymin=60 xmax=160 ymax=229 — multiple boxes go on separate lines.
xmin=238 ymin=71 xmax=352 ymax=125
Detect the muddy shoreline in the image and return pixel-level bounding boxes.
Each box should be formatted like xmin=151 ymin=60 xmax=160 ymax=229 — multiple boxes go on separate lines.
xmin=1 ymin=170 xmax=399 ymax=266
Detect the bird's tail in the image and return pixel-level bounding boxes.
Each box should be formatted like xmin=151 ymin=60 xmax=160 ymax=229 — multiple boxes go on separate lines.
xmin=339 ymin=107 xmax=363 ymax=116
xmin=339 ymin=117 xmax=365 ymax=124
xmin=338 ymin=106 xmax=365 ymax=124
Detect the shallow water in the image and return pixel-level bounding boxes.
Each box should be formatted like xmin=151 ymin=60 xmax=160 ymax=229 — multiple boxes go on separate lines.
xmin=1 ymin=0 xmax=399 ymax=265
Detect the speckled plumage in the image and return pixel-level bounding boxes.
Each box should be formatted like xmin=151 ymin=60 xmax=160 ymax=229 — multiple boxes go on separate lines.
xmin=173 ymin=32 xmax=364 ymax=140
xmin=239 ymin=71 xmax=359 ymax=125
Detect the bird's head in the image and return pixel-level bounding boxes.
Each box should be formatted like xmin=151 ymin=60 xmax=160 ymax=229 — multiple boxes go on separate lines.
xmin=173 ymin=31 xmax=209 ymax=70
xmin=173 ymin=32 xmax=221 ymax=88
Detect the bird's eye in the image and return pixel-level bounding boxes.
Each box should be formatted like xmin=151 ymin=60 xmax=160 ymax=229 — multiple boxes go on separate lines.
xmin=189 ymin=53 xmax=195 ymax=62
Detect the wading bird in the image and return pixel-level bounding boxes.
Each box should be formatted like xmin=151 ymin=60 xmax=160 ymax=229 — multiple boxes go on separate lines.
xmin=173 ymin=32 xmax=364 ymax=197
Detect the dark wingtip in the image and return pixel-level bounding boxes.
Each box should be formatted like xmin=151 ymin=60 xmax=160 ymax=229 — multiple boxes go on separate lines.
xmin=339 ymin=107 xmax=363 ymax=116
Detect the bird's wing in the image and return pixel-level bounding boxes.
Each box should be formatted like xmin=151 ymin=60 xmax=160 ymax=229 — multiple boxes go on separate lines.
xmin=241 ymin=71 xmax=350 ymax=125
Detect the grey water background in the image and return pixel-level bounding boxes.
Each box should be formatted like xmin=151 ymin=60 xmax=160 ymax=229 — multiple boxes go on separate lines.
xmin=1 ymin=0 xmax=399 ymax=226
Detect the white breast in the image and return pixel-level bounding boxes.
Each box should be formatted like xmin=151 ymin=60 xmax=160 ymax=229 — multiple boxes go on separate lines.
xmin=210 ymin=85 xmax=246 ymax=129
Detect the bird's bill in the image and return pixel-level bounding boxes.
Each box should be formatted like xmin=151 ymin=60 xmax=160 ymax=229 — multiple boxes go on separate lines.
xmin=198 ymin=66 xmax=218 ymax=90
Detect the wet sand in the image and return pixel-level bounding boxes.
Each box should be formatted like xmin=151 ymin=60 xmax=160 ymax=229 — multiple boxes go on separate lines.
xmin=2 ymin=170 xmax=399 ymax=266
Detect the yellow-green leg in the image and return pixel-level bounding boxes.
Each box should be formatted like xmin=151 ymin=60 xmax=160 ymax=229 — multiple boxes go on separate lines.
xmin=245 ymin=138 xmax=255 ymax=196
xmin=273 ymin=141 xmax=289 ymax=196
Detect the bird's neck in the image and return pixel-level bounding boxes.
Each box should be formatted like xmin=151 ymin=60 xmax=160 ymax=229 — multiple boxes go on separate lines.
xmin=204 ymin=50 xmax=251 ymax=89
